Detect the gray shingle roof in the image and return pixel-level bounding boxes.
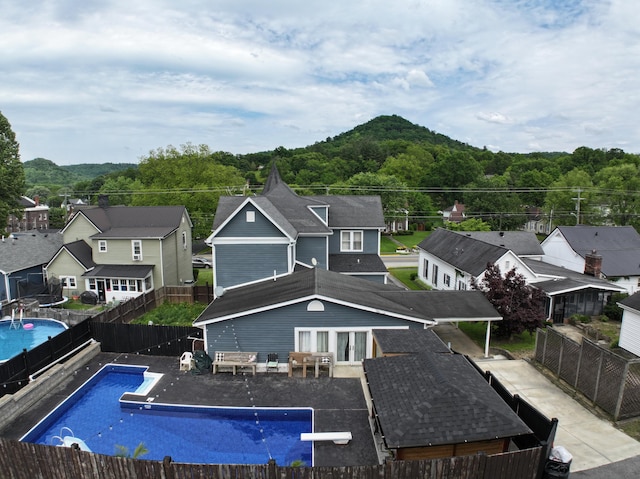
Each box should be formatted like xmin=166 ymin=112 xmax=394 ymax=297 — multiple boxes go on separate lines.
xmin=83 ymin=264 xmax=153 ymax=278
xmin=554 ymin=226 xmax=640 ymax=277
xmin=461 ymin=231 xmax=544 ymax=256
xmin=372 ymin=328 xmax=451 ymax=354
xmin=364 ymin=353 xmax=532 ymax=449
xmin=328 ymin=254 xmax=387 ymax=274
xmin=418 ymin=228 xmax=508 ymax=276
xmin=63 ymin=240 xmax=96 ymax=269
xmin=620 ymin=292 xmax=640 ymax=311
xmin=195 ymin=268 xmax=500 ymax=326
xmin=0 ymin=232 xmax=63 ymax=273
xmin=211 ymin=164 xmax=384 ymax=234
xmin=72 ymin=206 xmax=188 ymax=239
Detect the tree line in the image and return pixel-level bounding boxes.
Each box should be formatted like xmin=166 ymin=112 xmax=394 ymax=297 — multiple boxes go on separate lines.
xmin=6 ymin=113 xmax=640 ymax=238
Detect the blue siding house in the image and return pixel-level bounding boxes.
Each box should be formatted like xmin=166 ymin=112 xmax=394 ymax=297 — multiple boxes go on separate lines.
xmin=206 ymin=163 xmax=388 ymax=291
xmin=194 ymin=267 xmax=501 ymax=371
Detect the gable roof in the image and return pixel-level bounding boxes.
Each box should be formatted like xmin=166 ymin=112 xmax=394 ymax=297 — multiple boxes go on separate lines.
xmin=461 ymin=231 xmax=544 ymax=256
xmin=211 ymin=164 xmax=384 ymax=236
xmin=418 ymin=228 xmax=510 ymax=276
xmin=61 ymin=240 xmax=96 ymax=270
xmin=66 ymin=205 xmax=189 ymax=239
xmin=364 ymin=352 xmax=532 ymax=448
xmin=194 ymin=268 xmax=500 ymax=326
xmin=523 ymin=258 xmax=626 ymax=295
xmin=0 ymin=232 xmax=64 ymax=274
xmin=549 ymin=226 xmax=640 ymax=277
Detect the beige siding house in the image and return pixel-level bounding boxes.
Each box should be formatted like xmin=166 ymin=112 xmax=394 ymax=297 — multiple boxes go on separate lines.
xmin=46 ymin=198 xmax=193 ymax=302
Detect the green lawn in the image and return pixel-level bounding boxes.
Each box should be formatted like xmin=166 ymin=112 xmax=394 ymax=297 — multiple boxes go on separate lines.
xmin=132 ymin=301 xmax=207 ymax=326
xmin=458 ymin=321 xmax=537 ymax=354
xmin=387 ymin=267 xmax=429 ymax=291
xmin=194 ymin=268 xmax=213 ymax=286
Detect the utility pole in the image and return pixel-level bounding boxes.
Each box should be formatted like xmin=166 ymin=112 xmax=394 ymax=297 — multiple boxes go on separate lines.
xmin=572 ymin=188 xmax=584 ymax=225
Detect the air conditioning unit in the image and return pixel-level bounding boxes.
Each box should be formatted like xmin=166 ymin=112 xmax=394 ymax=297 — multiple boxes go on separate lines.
xmin=133 ymin=254 xmax=142 ymax=261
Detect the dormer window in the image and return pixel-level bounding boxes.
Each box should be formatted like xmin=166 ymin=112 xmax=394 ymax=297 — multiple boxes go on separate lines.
xmin=246 ymin=211 xmax=255 ymax=222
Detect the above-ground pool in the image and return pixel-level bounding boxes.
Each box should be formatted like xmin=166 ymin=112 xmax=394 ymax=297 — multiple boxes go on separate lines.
xmin=21 ymin=364 xmax=313 ymax=466
xmin=0 ymin=318 xmax=68 ymax=362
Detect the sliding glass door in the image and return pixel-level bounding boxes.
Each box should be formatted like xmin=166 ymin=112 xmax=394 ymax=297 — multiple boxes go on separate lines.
xmin=336 ymin=331 xmax=367 ymax=363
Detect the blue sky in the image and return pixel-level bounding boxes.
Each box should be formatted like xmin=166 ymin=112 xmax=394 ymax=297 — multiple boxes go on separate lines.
xmin=1 ymin=0 xmax=639 ymax=165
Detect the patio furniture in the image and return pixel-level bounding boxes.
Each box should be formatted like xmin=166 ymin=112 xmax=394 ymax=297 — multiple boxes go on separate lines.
xmin=303 ymin=352 xmax=334 ymax=378
xmin=179 ymin=352 xmax=195 ymax=371
xmin=266 ymin=353 xmax=279 ymax=373
xmin=212 ymin=351 xmax=257 ymax=375
xmin=288 ymin=351 xmax=312 ymax=377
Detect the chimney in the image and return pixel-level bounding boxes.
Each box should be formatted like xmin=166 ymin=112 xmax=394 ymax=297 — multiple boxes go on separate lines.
xmin=584 ymin=249 xmax=602 ymax=277
xmin=34 ymin=195 xmax=40 ymax=206
xmin=98 ymin=195 xmax=109 ymax=208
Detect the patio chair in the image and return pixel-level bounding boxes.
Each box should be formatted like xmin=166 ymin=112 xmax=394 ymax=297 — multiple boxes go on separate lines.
xmin=266 ymin=353 xmax=279 ymax=373
xmin=180 ymin=351 xmax=194 ymax=371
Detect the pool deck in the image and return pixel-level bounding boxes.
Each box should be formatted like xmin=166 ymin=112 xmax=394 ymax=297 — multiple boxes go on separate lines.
xmin=0 ymin=352 xmax=379 ymax=467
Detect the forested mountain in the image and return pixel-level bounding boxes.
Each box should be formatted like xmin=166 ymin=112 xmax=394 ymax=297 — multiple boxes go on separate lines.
xmin=24 ymin=158 xmax=136 ymax=186
xmin=20 ymin=115 xmax=640 ymax=237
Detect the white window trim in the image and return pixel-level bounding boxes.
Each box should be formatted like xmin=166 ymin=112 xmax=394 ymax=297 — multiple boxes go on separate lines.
xmin=60 ymin=276 xmax=77 ymax=289
xmin=132 ymin=240 xmax=142 ymax=261
xmin=98 ymin=240 xmax=107 ymax=253
xmin=246 ymin=210 xmax=256 ymax=222
xmin=340 ymin=230 xmax=363 ymax=252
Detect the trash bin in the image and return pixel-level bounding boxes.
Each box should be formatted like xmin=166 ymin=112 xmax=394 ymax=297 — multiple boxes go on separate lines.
xmin=543 ymin=446 xmax=572 ymax=478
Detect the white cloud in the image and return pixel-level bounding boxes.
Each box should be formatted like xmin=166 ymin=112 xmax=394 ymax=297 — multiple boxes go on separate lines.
xmin=1 ymin=0 xmax=639 ymax=164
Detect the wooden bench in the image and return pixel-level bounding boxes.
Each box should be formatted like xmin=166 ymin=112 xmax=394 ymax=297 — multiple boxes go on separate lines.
xmin=300 ymin=432 xmax=352 ymax=445
xmin=288 ymin=352 xmax=312 ymax=377
xmin=212 ymin=351 xmax=257 ymax=375
xmin=303 ymin=352 xmax=334 ymax=378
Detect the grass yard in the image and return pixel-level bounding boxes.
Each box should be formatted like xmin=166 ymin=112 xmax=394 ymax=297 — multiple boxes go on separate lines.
xmin=390 ymin=231 xmax=432 ymax=249
xmin=458 ymin=321 xmax=538 ymax=357
xmin=194 ymin=268 xmax=213 ymax=286
xmin=132 ymin=301 xmax=208 ymax=326
xmin=387 ymin=267 xmax=429 ymax=291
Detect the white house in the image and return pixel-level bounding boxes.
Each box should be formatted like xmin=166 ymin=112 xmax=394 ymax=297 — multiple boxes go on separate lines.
xmin=618 ymin=293 xmax=640 ymax=357
xmin=541 ymin=226 xmax=640 ymax=295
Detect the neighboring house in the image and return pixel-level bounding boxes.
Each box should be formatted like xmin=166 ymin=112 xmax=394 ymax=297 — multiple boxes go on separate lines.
xmin=541 ymin=226 xmax=640 ymax=295
xmin=440 ymin=200 xmax=465 ymax=223
xmin=364 ymin=329 xmax=533 ymax=460
xmin=46 ymin=197 xmax=193 ymax=302
xmin=618 ymin=293 xmax=640 ymax=357
xmin=0 ymin=232 xmax=63 ymax=304
xmin=193 ymin=267 xmax=502 ymax=369
xmin=418 ymin=228 xmax=622 ymax=323
xmin=207 ymin=164 xmax=388 ymax=291
xmin=6 ymin=196 xmax=49 ymax=233
xmin=417 ymin=228 xmax=538 ymax=291
xmin=523 ymin=207 xmax=550 ymax=235
xmin=522 ymin=258 xmax=625 ymax=323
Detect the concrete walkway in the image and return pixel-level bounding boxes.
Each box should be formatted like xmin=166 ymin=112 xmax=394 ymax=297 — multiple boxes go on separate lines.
xmin=475 ymin=358 xmax=640 ymax=472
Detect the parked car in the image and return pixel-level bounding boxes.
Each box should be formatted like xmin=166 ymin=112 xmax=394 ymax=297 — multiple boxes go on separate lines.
xmin=192 ymin=257 xmax=213 ymax=269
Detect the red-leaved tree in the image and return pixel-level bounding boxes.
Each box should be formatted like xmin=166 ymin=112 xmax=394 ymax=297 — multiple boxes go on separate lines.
xmin=472 ymin=263 xmax=546 ymax=339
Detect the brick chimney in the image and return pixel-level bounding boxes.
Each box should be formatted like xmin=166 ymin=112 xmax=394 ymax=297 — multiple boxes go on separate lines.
xmin=584 ymin=249 xmax=602 ymax=277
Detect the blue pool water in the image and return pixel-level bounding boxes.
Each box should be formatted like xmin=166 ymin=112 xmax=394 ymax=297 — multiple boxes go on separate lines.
xmin=0 ymin=318 xmax=68 ymax=362
xmin=21 ymin=365 xmax=313 ymax=465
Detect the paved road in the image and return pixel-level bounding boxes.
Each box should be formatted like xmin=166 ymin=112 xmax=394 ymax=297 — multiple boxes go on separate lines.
xmin=381 ymin=254 xmax=418 ymax=268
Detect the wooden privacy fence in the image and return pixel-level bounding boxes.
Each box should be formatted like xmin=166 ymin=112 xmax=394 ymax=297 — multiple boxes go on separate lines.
xmin=535 ymin=327 xmax=640 ymax=420
xmin=0 ymin=438 xmax=542 ymax=479
xmin=89 ymin=322 xmax=202 ymax=356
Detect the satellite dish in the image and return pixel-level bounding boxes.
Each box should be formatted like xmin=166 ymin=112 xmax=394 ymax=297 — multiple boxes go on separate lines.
xmin=214 ymin=286 xmax=225 ymax=297
xmin=311 ymin=257 xmax=318 ymax=266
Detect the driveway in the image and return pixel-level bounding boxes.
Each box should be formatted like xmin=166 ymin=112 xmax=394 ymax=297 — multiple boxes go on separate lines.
xmin=475 ymin=358 xmax=640 ymax=472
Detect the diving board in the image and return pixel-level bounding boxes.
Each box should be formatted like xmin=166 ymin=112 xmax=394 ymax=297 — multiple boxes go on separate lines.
xmin=300 ymin=431 xmax=352 ymax=445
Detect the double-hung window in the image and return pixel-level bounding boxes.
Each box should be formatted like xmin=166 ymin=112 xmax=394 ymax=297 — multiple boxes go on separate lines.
xmin=132 ymin=240 xmax=142 ymax=261
xmin=340 ymin=230 xmax=363 ymax=252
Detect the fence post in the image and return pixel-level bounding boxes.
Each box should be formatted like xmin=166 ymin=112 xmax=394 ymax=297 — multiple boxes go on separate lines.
xmin=541 ymin=329 xmax=548 ymax=366
xmin=162 ymin=456 xmax=174 ymax=479
xmin=22 ymin=348 xmax=30 ymax=378
xmin=614 ymin=360 xmax=631 ymax=421
xmin=267 ymin=458 xmax=277 ymax=479
xmin=592 ymin=350 xmax=604 ymax=405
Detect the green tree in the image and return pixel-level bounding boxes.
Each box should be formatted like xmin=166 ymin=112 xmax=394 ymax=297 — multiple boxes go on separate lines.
xmin=463 ymin=175 xmax=525 ymax=230
xmin=594 ymin=163 xmax=640 ymax=227
xmin=472 ymin=263 xmax=546 ymax=339
xmin=98 ymin=176 xmax=144 ymax=206
xmin=0 ymin=111 xmax=25 ymax=223
xmin=543 ymin=168 xmax=594 ymax=226
xmin=445 ymin=218 xmax=491 ymax=231
xmin=424 ymin=151 xmax=483 ymax=205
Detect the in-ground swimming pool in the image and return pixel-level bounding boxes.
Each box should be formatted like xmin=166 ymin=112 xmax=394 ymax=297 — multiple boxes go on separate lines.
xmin=0 ymin=318 xmax=68 ymax=362
xmin=21 ymin=364 xmax=313 ymax=466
